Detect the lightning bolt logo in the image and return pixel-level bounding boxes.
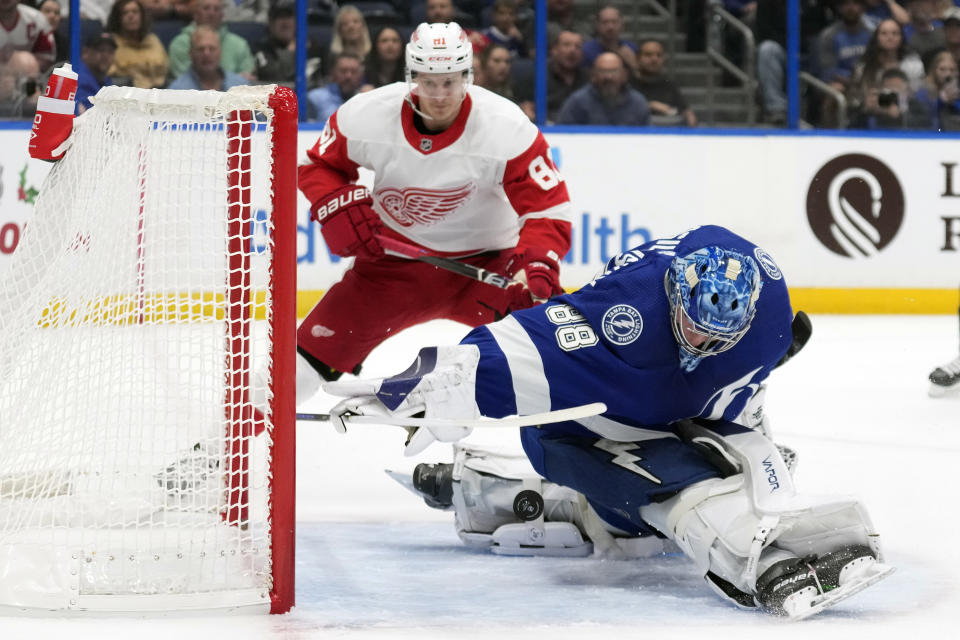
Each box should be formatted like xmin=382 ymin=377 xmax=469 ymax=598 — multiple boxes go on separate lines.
xmin=610 ymin=318 xmax=635 ymax=330
xmin=594 ymin=441 xmax=662 ymax=484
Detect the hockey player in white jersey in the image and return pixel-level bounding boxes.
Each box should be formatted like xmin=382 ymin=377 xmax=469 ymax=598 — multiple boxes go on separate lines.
xmin=322 ymin=225 xmax=893 ymax=620
xmin=296 ymin=22 xmax=573 ymax=400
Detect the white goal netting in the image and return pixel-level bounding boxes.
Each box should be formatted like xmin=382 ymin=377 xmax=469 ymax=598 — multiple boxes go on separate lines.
xmin=0 ymin=86 xmax=296 ymax=612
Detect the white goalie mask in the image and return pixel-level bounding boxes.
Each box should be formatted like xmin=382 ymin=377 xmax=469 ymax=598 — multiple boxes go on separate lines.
xmin=405 ymin=22 xmax=474 ymax=100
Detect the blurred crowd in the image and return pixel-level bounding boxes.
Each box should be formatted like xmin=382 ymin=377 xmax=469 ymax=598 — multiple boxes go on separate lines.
xmin=2 ymin=0 xmax=960 ymax=130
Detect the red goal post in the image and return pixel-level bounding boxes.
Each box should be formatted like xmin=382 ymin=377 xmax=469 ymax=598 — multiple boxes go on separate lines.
xmin=0 ymin=85 xmax=296 ymax=613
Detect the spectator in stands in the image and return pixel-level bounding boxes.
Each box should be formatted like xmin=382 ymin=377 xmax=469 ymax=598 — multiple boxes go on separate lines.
xmin=913 ymin=48 xmax=960 ymax=128
xmin=818 ymin=0 xmax=874 ymax=90
xmin=851 ymin=67 xmax=933 ymax=127
xmin=106 ymin=0 xmax=170 ymax=88
xmin=324 ymin=3 xmax=372 ymax=76
xmin=168 ymin=0 xmax=255 ymax=80
xmin=755 ymin=0 xmax=788 ymax=124
xmin=556 ymin=51 xmax=650 ymax=125
xmin=75 ymin=32 xmax=116 ymax=113
xmin=754 ymin=0 xmax=834 ymax=124
xmin=168 ymin=25 xmax=248 ymax=90
xmin=481 ymin=0 xmax=528 ymax=58
xmin=582 ymin=6 xmax=638 ymax=75
xmin=363 ymin=26 xmax=405 ymax=88
xmin=38 ymin=0 xmax=67 ymax=65
xmin=546 ymin=29 xmax=588 ymax=122
xmin=0 ymin=50 xmax=41 ymax=118
xmin=904 ymin=0 xmax=946 ymax=57
xmin=633 ymin=39 xmax=697 ymax=126
xmin=223 ymin=0 xmax=268 ymax=23
xmin=425 ymin=0 xmax=477 ymax=26
xmin=849 ymin=17 xmax=924 ymax=109
xmin=477 ymin=43 xmax=535 ymax=119
xmin=547 ymin=0 xmax=578 ymax=41
xmin=944 ymin=8 xmax=960 ymax=65
xmin=864 ymin=0 xmax=910 ymax=26
xmin=426 ymin=0 xmax=489 ymax=51
xmin=0 ymin=0 xmax=56 ymax=71
xmin=253 ymin=2 xmax=322 ymax=86
xmin=307 ymin=52 xmax=365 ymax=122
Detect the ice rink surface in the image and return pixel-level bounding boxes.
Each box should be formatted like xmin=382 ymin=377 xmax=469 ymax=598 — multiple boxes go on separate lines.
xmin=2 ymin=314 xmax=958 ymax=639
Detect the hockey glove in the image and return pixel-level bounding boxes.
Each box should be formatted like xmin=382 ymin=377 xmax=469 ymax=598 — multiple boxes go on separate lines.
xmin=323 ymin=345 xmax=480 ymax=456
xmin=506 ymin=248 xmax=563 ymax=308
xmin=311 ymin=184 xmax=384 ymax=258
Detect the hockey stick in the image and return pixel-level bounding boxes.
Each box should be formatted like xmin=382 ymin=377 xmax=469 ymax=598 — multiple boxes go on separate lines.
xmin=375 ymin=234 xmax=519 ymax=290
xmin=296 ymin=402 xmax=607 ymax=429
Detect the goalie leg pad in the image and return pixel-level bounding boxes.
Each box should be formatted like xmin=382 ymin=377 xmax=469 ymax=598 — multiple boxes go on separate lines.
xmin=449 ymin=445 xmax=596 ymax=556
xmin=639 ymin=427 xmax=885 ymax=605
xmin=449 ymin=445 xmax=671 ymax=558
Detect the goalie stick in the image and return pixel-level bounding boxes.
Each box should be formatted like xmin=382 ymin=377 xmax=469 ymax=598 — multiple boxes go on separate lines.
xmin=296 ymin=402 xmax=607 ymax=429
xmin=376 ymin=234 xmax=520 ymax=290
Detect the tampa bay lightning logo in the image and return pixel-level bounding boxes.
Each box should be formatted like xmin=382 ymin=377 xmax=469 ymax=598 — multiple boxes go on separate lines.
xmin=601 ymin=304 xmax=643 ymax=345
xmin=753 ymin=248 xmax=782 ymax=280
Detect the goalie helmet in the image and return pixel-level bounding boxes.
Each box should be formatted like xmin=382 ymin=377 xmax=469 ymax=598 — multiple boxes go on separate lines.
xmin=666 ymin=246 xmax=762 ymax=358
xmin=405 ymin=22 xmax=474 ymax=85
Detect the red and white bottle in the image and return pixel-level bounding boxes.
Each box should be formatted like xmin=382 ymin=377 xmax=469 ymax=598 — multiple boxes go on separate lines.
xmin=29 ymin=63 xmax=78 ymax=162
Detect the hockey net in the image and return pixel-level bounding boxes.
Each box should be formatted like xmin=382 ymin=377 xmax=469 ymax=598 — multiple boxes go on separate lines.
xmin=0 ymin=86 xmax=296 ymax=613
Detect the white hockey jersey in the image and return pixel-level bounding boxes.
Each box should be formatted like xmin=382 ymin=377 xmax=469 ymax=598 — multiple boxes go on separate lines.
xmin=299 ymin=82 xmax=572 ymax=256
xmin=0 ymin=5 xmax=55 ymax=63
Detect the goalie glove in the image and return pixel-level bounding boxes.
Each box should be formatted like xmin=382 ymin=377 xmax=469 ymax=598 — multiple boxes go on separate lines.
xmin=323 ymin=345 xmax=481 ymax=456
xmin=506 ymin=248 xmax=563 ymax=309
xmin=311 ymin=184 xmax=384 ymax=258
xmin=28 ymin=63 xmax=78 ymax=162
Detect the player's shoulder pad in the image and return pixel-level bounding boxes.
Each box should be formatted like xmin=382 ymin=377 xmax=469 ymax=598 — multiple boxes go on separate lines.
xmin=466 ymin=85 xmax=539 ymax=157
xmin=334 ymin=82 xmax=407 ymax=139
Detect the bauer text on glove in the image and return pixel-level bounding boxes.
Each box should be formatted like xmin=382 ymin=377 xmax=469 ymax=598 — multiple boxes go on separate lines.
xmin=311 ymin=184 xmax=384 ymax=258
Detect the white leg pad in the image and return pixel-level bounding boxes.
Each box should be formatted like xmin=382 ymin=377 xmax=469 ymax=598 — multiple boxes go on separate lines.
xmin=446 ymin=444 xmax=710 ymax=560
xmin=295 ymin=351 xmax=323 ymax=408
xmin=640 ymin=429 xmax=883 ymax=596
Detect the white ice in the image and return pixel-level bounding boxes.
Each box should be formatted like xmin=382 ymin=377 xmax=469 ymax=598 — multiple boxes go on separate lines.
xmin=1 ymin=314 xmax=958 ymax=639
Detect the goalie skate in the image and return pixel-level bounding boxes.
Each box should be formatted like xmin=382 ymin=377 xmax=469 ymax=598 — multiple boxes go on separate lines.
xmin=786 ymin=561 xmax=894 ymax=621
xmin=928 ymin=354 xmax=960 ymax=397
xmin=385 ymin=465 xmax=455 ymax=511
xmin=756 ymin=545 xmax=894 ymax=621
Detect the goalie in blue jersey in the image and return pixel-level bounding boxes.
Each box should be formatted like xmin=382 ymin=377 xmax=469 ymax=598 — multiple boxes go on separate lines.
xmin=324 ymin=225 xmax=893 ymax=620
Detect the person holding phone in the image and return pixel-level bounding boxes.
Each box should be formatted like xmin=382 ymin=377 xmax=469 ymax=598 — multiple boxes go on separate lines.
xmin=913 ymin=49 xmax=960 ymax=129
xmin=852 ymin=68 xmax=933 ymax=128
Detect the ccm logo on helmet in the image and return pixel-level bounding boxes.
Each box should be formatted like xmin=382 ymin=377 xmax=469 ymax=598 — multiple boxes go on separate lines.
xmin=315 ymin=186 xmax=371 ymax=221
xmin=427 ymin=55 xmax=454 ymax=62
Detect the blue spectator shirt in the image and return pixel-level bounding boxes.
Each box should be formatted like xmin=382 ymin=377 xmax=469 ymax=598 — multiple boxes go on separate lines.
xmin=582 ymin=38 xmax=638 ymax=69
xmin=818 ymin=20 xmax=873 ymax=83
xmin=74 ymin=60 xmax=113 ymax=113
xmin=480 ymin=26 xmax=528 ymax=58
xmin=556 ymin=84 xmax=650 ymax=126
xmin=307 ymin=82 xmax=349 ymax=123
xmin=168 ymin=69 xmax=249 ymax=91
xmin=913 ymin=86 xmax=960 ymax=130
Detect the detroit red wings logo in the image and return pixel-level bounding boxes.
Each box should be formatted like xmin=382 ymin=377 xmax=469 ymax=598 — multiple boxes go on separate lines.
xmin=376 ymin=183 xmax=477 ymax=227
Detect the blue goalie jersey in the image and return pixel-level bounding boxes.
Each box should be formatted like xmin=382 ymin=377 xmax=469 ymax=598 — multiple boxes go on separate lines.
xmin=461 ymin=225 xmax=794 ymax=452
